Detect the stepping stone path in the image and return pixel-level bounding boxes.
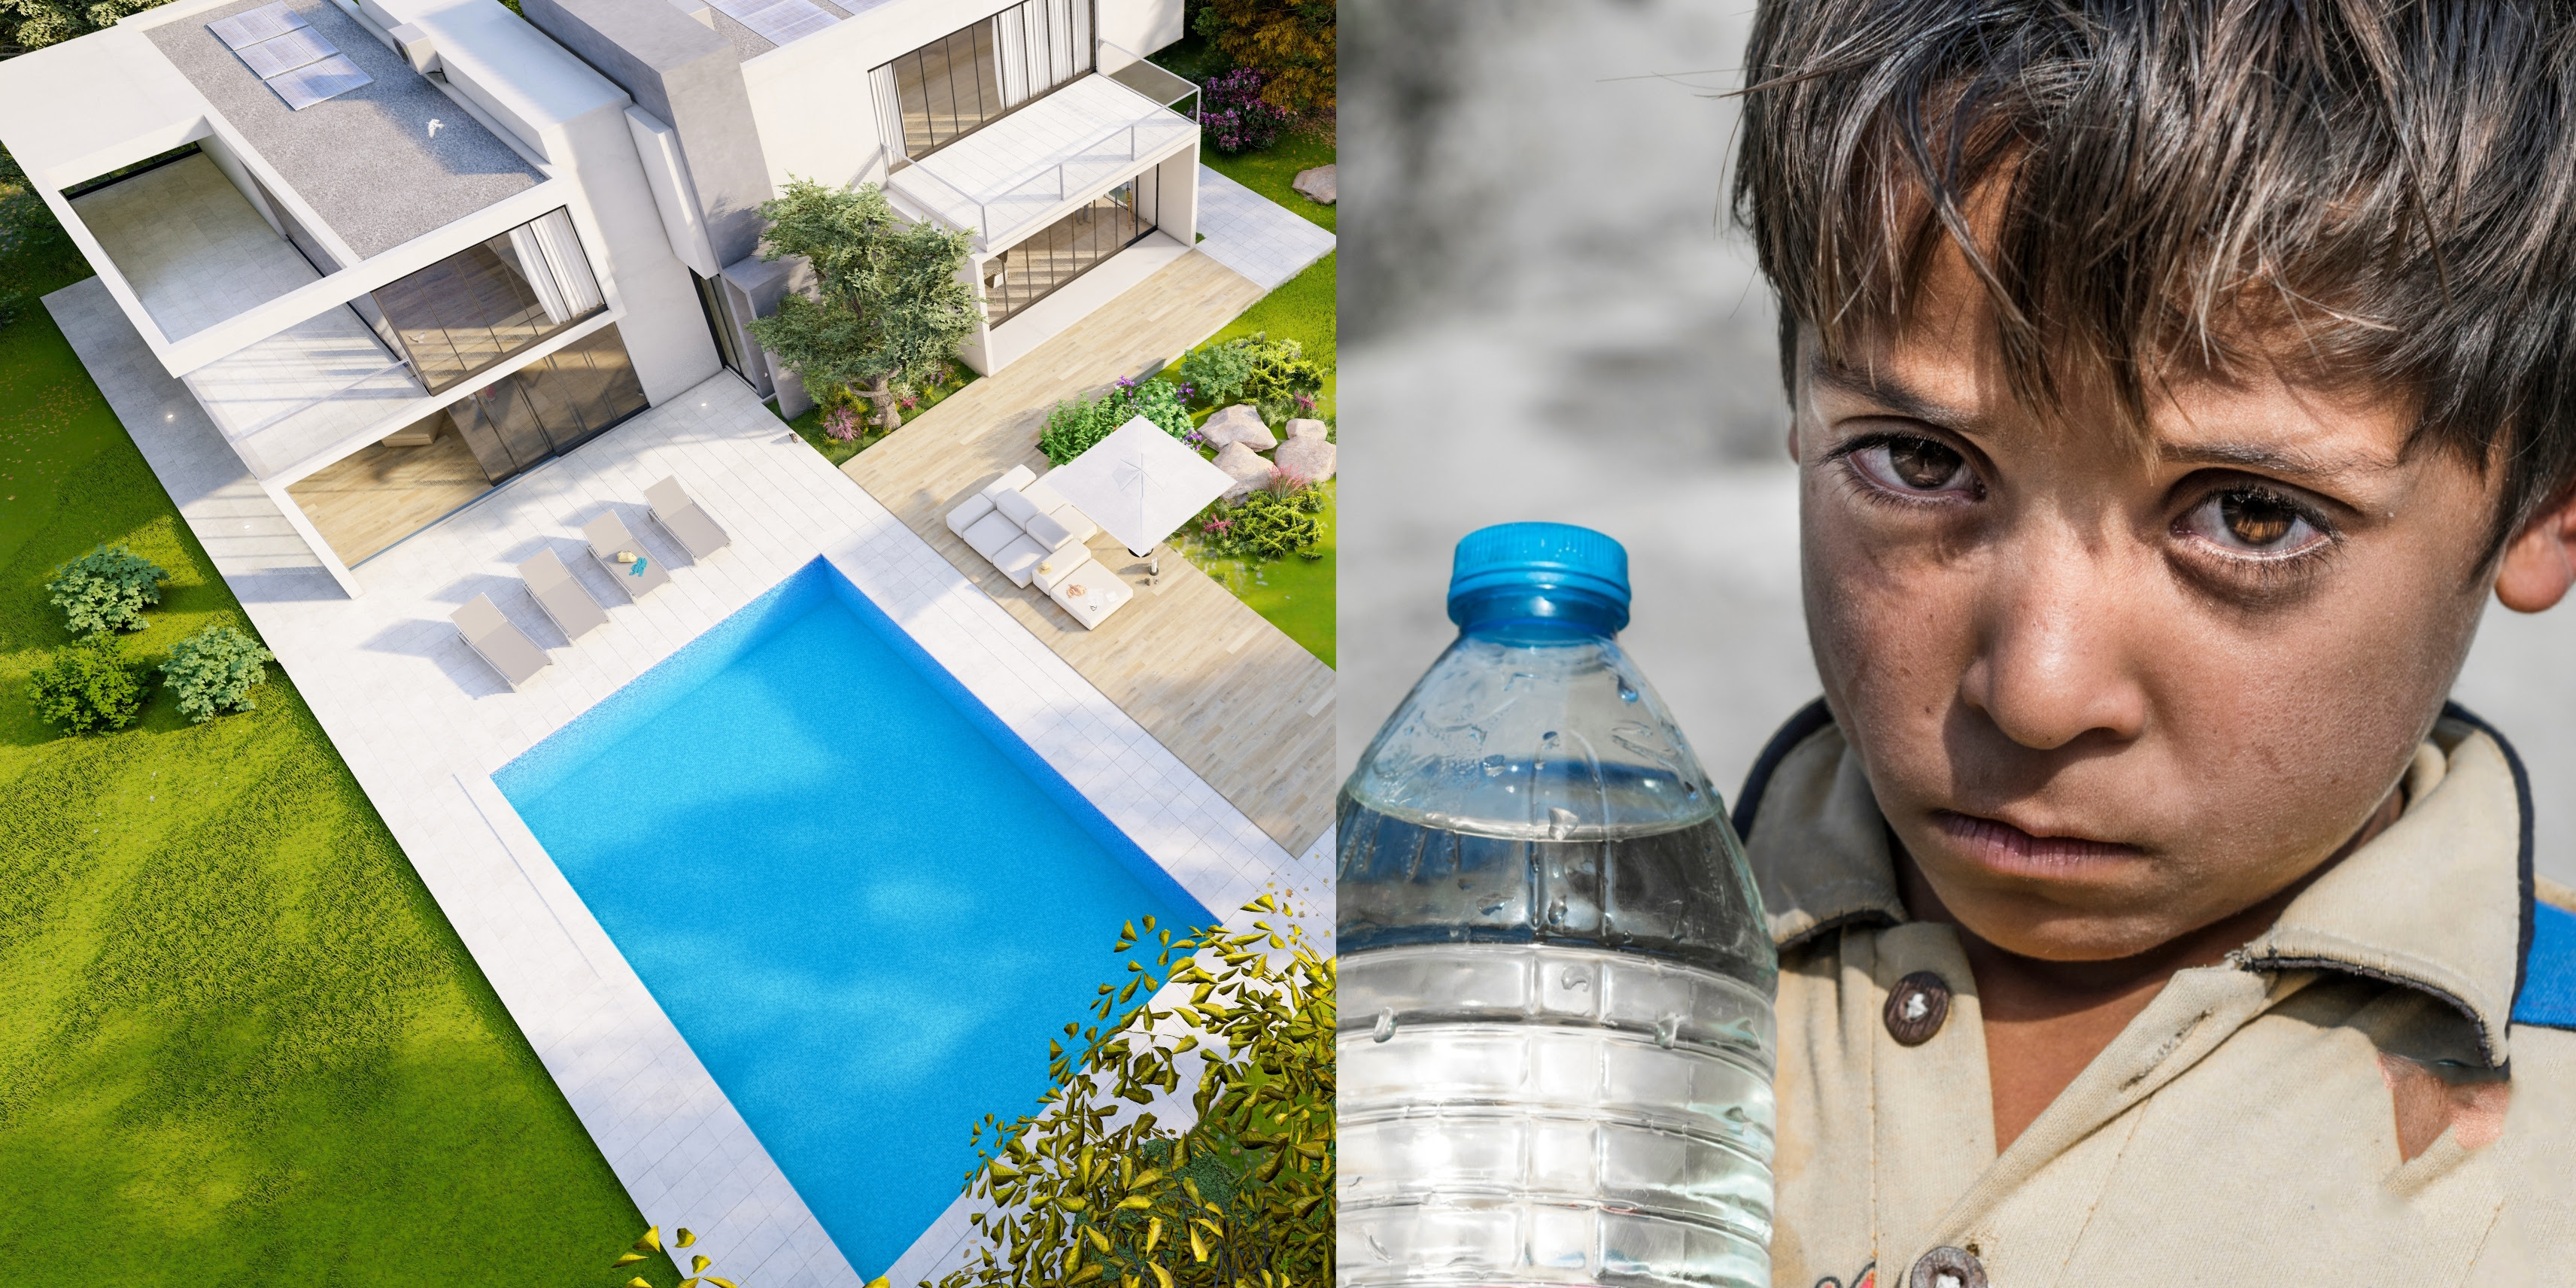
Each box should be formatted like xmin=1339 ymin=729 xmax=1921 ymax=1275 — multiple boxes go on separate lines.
xmin=1274 ymin=420 xmax=1335 ymax=484
xmin=1293 ymin=164 xmax=1337 ymax=205
xmin=1214 ymin=442 xmax=1277 ymax=501
xmin=1201 ymin=402 xmax=1276 ymax=451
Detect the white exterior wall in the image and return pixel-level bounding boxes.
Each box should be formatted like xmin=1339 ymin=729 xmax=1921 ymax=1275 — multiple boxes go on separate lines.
xmin=1095 ymin=0 xmax=1182 ymax=65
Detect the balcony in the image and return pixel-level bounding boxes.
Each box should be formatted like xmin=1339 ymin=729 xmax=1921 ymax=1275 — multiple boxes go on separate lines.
xmin=181 ymin=307 xmax=429 ymax=477
xmin=68 ymin=150 xmax=320 ymax=343
xmin=886 ymin=73 xmax=1196 ymax=252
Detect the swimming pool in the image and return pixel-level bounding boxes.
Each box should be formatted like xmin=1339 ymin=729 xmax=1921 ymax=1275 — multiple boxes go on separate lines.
xmin=497 ymin=557 xmax=1208 ymax=1273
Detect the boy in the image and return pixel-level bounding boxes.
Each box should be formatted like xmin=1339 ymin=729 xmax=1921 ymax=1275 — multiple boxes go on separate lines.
xmin=1724 ymin=1 xmax=2576 ymax=1283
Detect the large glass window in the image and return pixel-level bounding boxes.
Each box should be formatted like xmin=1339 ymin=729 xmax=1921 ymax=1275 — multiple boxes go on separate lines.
xmin=372 ymin=207 xmax=606 ymax=395
xmin=873 ymin=0 xmax=1093 ymax=162
xmin=981 ymin=171 xmax=1153 ymax=327
xmin=448 ymin=323 xmax=649 ymax=482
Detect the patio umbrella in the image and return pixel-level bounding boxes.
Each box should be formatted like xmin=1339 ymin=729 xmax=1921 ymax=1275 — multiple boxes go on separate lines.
xmin=1040 ymin=415 xmax=1235 ymax=557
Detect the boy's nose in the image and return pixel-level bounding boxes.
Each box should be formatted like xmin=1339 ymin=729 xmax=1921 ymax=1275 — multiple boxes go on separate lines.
xmin=1958 ymin=546 xmax=2149 ymax=752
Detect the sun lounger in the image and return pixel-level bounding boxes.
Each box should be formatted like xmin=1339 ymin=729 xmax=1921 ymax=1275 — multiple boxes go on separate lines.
xmin=583 ymin=511 xmax=672 ymax=600
xmin=518 ymin=547 xmax=608 ymax=640
xmin=646 ymin=475 xmax=729 ymax=560
xmin=1043 ymin=557 xmax=1133 ymax=630
xmin=453 ymin=593 xmax=549 ymax=688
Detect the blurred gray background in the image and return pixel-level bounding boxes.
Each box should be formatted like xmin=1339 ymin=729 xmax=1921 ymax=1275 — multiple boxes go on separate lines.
xmin=1336 ymin=0 xmax=2576 ymax=886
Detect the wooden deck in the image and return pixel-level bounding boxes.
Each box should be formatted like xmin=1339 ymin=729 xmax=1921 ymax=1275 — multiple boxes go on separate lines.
xmin=842 ymin=251 xmax=1338 ymax=857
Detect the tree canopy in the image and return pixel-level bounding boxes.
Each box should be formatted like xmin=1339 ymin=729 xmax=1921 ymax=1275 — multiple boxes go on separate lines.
xmin=745 ymin=178 xmax=978 ymax=431
xmin=1192 ymin=0 xmax=1335 ymax=115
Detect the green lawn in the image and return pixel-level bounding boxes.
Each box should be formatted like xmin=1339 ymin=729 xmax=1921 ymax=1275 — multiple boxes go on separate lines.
xmin=0 ymin=211 xmax=667 ymax=1283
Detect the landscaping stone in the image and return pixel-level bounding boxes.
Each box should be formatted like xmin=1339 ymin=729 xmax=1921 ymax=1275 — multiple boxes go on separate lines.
xmin=1293 ymin=163 xmax=1338 ymax=205
xmin=1214 ymin=442 xmax=1277 ymax=500
xmin=1283 ymin=418 xmax=1329 ymax=441
xmin=1274 ymin=433 xmax=1337 ymax=485
xmin=1201 ymin=402 xmax=1277 ymax=451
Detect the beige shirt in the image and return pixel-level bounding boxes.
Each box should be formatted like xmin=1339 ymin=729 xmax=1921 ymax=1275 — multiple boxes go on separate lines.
xmin=1736 ymin=703 xmax=2576 ymax=1288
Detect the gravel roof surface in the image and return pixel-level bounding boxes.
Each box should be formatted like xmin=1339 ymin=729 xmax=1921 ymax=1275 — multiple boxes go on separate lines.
xmin=150 ymin=0 xmax=542 ymax=260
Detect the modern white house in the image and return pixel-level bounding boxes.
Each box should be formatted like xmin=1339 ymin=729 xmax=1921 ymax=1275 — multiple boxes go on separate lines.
xmin=0 ymin=0 xmax=1192 ymax=594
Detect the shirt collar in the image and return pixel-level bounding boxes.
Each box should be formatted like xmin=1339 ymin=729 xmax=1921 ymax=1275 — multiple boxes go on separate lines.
xmin=1738 ymin=703 xmax=2534 ymax=1066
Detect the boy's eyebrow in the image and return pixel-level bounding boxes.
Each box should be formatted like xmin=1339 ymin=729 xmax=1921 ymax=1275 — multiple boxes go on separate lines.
xmin=1804 ymin=360 xmax=1979 ymax=433
xmin=2155 ymin=442 xmax=2395 ymax=481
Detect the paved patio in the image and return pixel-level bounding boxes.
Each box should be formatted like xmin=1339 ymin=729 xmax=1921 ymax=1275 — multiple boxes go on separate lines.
xmin=49 ymin=275 xmax=1326 ymax=1287
xmin=1193 ymin=163 xmax=1336 ymax=289
xmin=842 ymin=249 xmax=1340 ymax=859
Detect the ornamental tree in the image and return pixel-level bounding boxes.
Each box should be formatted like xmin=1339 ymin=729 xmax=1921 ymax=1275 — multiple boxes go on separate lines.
xmin=1192 ymin=0 xmax=1335 ymax=115
xmin=935 ymin=895 xmax=1332 ymax=1288
xmin=746 ymin=179 xmax=979 ymax=434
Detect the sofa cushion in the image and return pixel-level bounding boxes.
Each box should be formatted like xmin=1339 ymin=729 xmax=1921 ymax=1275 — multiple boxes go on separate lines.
xmin=993 ymin=534 xmax=1052 ymax=587
xmin=1031 ymin=546 xmax=1084 ymax=591
xmin=1021 ymin=475 xmax=1070 ymax=513
xmin=1045 ymin=506 xmax=1098 ymax=546
xmin=994 ymin=488 xmax=1044 ymax=527
xmin=979 ymin=464 xmax=1037 ymax=500
xmin=962 ymin=511 xmax=1024 ymax=560
xmin=1023 ymin=509 xmax=1080 ymax=551
xmin=945 ymin=493 xmax=996 ymax=537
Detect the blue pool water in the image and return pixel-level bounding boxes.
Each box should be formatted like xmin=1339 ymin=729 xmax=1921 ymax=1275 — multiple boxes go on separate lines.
xmin=497 ymin=557 xmax=1207 ymax=1273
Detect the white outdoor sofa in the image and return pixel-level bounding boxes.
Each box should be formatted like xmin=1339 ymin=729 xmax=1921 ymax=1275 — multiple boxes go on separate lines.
xmin=945 ymin=466 xmax=1134 ymax=629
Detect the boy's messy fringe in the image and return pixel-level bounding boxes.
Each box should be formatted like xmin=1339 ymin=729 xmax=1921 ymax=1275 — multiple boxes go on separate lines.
xmin=1732 ymin=0 xmax=2576 ymax=563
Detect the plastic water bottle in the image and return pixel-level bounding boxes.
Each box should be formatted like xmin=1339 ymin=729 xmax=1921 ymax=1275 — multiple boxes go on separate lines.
xmin=1337 ymin=523 xmax=1778 ymax=1288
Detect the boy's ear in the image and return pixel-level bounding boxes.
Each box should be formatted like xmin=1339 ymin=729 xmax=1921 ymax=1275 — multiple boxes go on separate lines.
xmin=2495 ymin=486 xmax=2576 ymax=612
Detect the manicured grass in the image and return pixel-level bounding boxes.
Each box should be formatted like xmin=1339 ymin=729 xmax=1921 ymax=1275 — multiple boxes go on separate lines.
xmin=0 ymin=257 xmax=668 ymax=1280
xmin=776 ymin=363 xmax=981 ymax=468
xmin=1180 ymin=482 xmax=1335 ymax=669
xmin=1166 ymin=252 xmax=1337 ymax=665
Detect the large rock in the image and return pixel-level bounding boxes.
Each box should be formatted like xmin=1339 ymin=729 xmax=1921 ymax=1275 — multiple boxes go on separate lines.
xmin=1273 ymin=433 xmax=1336 ymax=485
xmin=1283 ymin=418 xmax=1329 ymax=441
xmin=1293 ymin=164 xmax=1337 ymax=205
xmin=1214 ymin=442 xmax=1277 ymax=501
xmin=1201 ymin=402 xmax=1277 ymax=451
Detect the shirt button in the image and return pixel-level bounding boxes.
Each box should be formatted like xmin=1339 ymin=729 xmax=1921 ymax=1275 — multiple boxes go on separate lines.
xmin=1884 ymin=971 xmax=1952 ymax=1046
xmin=1907 ymin=1245 xmax=1988 ymax=1288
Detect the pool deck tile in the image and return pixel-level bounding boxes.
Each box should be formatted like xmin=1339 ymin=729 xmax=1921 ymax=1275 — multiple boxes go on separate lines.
xmin=49 ymin=276 xmax=1330 ymax=1286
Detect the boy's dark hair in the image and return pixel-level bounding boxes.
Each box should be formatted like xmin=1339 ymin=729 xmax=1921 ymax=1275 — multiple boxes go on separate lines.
xmin=1733 ymin=0 xmax=2576 ymax=563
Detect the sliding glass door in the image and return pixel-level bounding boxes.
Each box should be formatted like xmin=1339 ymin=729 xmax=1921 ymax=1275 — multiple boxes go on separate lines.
xmin=372 ymin=207 xmax=606 ymax=395
xmin=449 ymin=324 xmax=649 ymax=483
xmin=982 ymin=169 xmax=1157 ymax=327
xmin=873 ymin=0 xmax=1093 ymax=161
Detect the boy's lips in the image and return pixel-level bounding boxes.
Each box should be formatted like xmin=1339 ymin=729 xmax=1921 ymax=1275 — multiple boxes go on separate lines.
xmin=1933 ymin=810 xmax=2143 ymax=875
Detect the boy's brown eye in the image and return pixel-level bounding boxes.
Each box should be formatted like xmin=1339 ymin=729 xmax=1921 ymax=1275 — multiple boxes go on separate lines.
xmin=1885 ymin=439 xmax=1965 ymax=489
xmin=2220 ymin=491 xmax=2295 ymax=547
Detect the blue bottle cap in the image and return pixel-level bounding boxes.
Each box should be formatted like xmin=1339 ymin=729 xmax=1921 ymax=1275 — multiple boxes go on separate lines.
xmin=1447 ymin=522 xmax=1631 ymax=630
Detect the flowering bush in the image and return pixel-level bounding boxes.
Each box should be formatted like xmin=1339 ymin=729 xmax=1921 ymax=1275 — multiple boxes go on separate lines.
xmin=822 ymin=404 xmax=862 ymax=442
xmin=1038 ymin=376 xmax=1196 ymax=464
xmin=1199 ymin=68 xmax=1291 ymax=153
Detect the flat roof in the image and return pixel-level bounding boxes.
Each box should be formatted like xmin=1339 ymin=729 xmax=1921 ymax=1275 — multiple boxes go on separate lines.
xmin=147 ymin=0 xmax=542 ymax=259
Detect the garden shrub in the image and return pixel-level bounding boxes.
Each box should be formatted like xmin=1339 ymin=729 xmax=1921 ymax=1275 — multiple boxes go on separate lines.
xmin=1198 ymin=485 xmax=1326 ymax=561
xmin=1174 ymin=333 xmax=1322 ymax=425
xmin=940 ymin=895 xmax=1332 ymax=1288
xmin=1038 ymin=377 xmax=1195 ymax=465
xmin=28 ymin=642 xmax=147 ymax=734
xmin=1192 ymin=0 xmax=1335 ymax=115
xmin=160 ymin=624 xmax=275 ymax=724
xmin=1172 ymin=339 xmax=1257 ymax=409
xmin=1199 ymin=68 xmax=1293 ymax=153
xmin=46 ymin=544 xmax=170 ymax=638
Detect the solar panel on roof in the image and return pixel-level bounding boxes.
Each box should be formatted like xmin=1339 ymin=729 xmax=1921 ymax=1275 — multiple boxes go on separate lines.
xmin=206 ymin=1 xmax=306 ymax=50
xmin=234 ymin=25 xmax=337 ymax=77
xmin=265 ymin=53 xmax=372 ymax=109
xmin=706 ymin=0 xmax=837 ymax=47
